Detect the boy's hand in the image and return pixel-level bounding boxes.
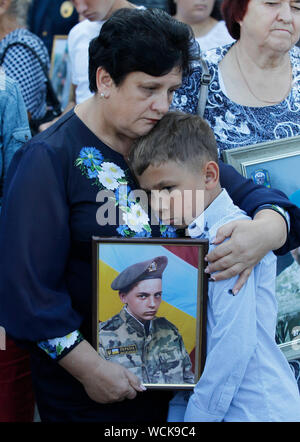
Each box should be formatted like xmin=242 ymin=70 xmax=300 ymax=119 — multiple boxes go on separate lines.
xmin=205 ymin=210 xmax=287 ymax=294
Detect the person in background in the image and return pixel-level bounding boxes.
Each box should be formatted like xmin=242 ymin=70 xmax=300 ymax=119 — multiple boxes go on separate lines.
xmin=170 ymin=0 xmax=234 ymax=53
xmin=39 ymin=0 xmax=140 ymax=131
xmin=132 ymin=0 xmax=170 ymax=11
xmin=0 ymin=73 xmax=31 ymax=209
xmin=0 ymin=0 xmax=50 ymax=129
xmin=27 ymin=0 xmax=78 ymax=57
xmin=68 ymin=0 xmax=141 ymax=105
xmin=172 ymin=0 xmax=300 ymax=156
xmin=0 ymin=72 xmax=33 ymax=422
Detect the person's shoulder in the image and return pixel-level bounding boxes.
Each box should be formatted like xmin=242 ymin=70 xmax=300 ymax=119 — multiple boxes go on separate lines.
xmin=0 ymin=70 xmax=19 ymax=96
xmin=2 ymin=28 xmax=49 ymax=61
xmin=99 ymin=312 xmax=124 ymax=332
xmin=68 ymin=19 xmax=103 ymax=43
xmin=11 ymin=28 xmax=45 ymax=49
xmin=202 ymin=42 xmax=233 ymax=65
xmin=290 ymin=45 xmax=300 ymax=61
xmin=214 ymin=20 xmax=230 ymax=33
xmin=154 ymin=316 xmax=179 ymax=334
xmin=21 ymin=110 xmax=80 ymax=163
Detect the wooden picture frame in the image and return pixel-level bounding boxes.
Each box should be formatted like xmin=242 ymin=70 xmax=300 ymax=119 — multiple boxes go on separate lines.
xmin=50 ymin=35 xmax=72 ymax=110
xmin=92 ymin=237 xmax=209 ymax=389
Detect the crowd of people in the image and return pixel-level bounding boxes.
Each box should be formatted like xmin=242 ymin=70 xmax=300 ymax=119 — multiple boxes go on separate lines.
xmin=0 ymin=0 xmax=299 ymax=423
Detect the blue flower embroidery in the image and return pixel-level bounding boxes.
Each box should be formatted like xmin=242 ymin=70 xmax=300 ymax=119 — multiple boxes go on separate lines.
xmin=75 ymin=147 xmax=157 ymax=238
xmin=79 ymin=147 xmax=104 ymax=167
xmin=160 ymin=224 xmax=178 ymax=238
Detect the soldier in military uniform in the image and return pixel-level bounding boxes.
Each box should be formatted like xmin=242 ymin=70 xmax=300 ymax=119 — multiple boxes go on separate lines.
xmin=99 ymin=256 xmax=194 ymax=385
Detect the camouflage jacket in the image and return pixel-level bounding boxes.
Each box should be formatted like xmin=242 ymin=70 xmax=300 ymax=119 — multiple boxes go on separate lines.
xmin=99 ymin=307 xmax=194 ymax=385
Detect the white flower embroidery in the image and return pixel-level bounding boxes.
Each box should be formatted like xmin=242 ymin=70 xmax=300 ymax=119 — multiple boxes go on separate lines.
xmin=98 ymin=170 xmax=120 ymax=190
xmin=101 ymin=162 xmax=125 ymax=179
xmin=48 ymin=331 xmax=79 ymax=349
xmin=122 ymin=203 xmax=149 ymax=233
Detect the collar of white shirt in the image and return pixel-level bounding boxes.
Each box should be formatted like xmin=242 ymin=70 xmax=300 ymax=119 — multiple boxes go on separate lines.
xmin=187 ymin=188 xmax=248 ymax=239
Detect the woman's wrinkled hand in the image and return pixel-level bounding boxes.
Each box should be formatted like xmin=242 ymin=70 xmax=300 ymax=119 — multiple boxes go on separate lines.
xmin=82 ymin=358 xmax=146 ymax=404
xmin=59 ymin=339 xmax=146 ymax=404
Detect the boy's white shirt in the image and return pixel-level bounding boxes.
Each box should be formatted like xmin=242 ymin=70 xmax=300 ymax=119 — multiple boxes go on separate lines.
xmin=168 ymin=189 xmax=300 ymax=422
xmin=67 ymin=6 xmax=146 ymax=104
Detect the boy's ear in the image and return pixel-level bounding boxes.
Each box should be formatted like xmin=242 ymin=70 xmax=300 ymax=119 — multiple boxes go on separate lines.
xmin=95 ymin=66 xmax=113 ymax=98
xmin=119 ymin=292 xmax=127 ymax=304
xmin=204 ymin=161 xmax=219 ymax=190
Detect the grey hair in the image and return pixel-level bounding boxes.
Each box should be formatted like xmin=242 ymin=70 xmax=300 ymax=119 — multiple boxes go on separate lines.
xmin=7 ymin=0 xmax=32 ymax=27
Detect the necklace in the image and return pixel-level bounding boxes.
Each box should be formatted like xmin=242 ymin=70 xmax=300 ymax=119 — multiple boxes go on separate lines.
xmin=234 ymin=44 xmax=292 ymax=105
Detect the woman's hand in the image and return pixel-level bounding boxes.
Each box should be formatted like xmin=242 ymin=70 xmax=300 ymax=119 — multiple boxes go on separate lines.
xmin=205 ymin=209 xmax=287 ymax=294
xmin=59 ymin=339 xmax=146 ymax=404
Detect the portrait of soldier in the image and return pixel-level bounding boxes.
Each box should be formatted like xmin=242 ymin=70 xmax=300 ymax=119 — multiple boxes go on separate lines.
xmin=98 ymin=256 xmax=195 ymax=385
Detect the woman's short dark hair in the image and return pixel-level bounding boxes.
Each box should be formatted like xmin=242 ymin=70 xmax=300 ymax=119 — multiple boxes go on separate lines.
xmin=88 ymin=7 xmax=196 ymax=93
xmin=221 ymin=0 xmax=250 ymax=40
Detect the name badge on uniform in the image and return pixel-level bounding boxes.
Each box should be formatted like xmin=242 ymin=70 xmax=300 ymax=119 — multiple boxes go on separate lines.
xmin=106 ymin=344 xmax=137 ymax=357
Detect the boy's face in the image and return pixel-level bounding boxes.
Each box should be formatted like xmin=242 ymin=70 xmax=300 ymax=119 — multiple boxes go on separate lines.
xmin=119 ymin=279 xmax=162 ymax=323
xmin=138 ymin=161 xmax=206 ymax=228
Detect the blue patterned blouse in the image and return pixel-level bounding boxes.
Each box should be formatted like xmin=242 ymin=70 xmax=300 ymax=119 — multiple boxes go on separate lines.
xmin=172 ymin=44 xmax=300 ymax=158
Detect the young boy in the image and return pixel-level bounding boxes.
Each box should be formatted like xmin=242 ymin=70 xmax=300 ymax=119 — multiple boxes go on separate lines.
xmin=129 ymin=111 xmax=300 ymax=422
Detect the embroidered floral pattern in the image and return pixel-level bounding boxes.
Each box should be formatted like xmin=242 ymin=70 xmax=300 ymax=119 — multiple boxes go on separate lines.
xmin=172 ymin=45 xmax=300 ymax=157
xmin=75 ymin=147 xmax=177 ymax=238
xmin=38 ymin=330 xmax=84 ymax=360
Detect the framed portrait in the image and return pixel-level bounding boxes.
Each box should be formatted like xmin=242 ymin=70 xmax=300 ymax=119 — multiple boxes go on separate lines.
xmin=223 ymin=135 xmax=300 ymax=361
xmin=50 ymin=35 xmax=72 ymax=111
xmin=92 ymin=237 xmax=209 ymax=390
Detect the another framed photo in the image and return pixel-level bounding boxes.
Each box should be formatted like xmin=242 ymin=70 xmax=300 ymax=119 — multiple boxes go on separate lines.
xmin=50 ymin=35 xmax=72 ymax=110
xmin=223 ymin=135 xmax=300 ymax=361
xmin=92 ymin=237 xmax=209 ymax=390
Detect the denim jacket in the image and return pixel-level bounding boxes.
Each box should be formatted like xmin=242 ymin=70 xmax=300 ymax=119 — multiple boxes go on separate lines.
xmin=0 ymin=70 xmax=31 ymax=210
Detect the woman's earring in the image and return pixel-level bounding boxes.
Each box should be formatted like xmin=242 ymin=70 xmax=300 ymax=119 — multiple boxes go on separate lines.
xmin=100 ymin=92 xmax=105 ymax=98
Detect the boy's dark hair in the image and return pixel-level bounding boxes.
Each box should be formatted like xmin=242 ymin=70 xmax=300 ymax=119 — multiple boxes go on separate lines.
xmin=129 ymin=111 xmax=218 ymax=176
xmin=88 ymin=8 xmax=196 ymax=92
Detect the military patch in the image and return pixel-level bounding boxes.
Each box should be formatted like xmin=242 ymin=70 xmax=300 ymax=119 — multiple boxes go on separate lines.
xmin=60 ymin=1 xmax=74 ymax=19
xmin=147 ymin=260 xmax=157 ymax=272
xmin=106 ymin=344 xmax=137 ymax=357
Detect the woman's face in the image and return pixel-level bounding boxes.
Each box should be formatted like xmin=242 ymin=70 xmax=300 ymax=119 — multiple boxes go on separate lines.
xmin=101 ymin=67 xmax=182 ymax=141
xmin=175 ymin=0 xmax=216 ymax=23
xmin=71 ymin=0 xmax=116 ymax=21
xmin=239 ymin=0 xmax=300 ymax=51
